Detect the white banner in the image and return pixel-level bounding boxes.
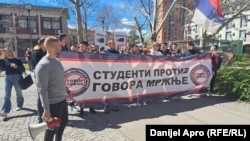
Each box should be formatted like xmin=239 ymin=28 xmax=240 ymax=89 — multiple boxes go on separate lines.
xmin=114 ymin=32 xmax=127 ymax=46
xmin=95 ymin=29 xmax=106 ymax=48
xmin=60 ymin=53 xmax=212 ymax=106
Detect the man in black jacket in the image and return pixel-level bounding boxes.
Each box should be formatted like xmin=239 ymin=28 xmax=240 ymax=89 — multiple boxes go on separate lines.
xmin=31 ymin=37 xmax=46 ymax=123
xmin=32 ymin=38 xmax=46 ymax=68
xmin=182 ymin=41 xmax=199 ymax=57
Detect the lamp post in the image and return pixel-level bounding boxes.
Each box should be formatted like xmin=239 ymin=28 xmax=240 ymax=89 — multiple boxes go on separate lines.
xmin=25 ymin=4 xmax=32 ymax=48
xmin=101 ymin=16 xmax=105 ymax=31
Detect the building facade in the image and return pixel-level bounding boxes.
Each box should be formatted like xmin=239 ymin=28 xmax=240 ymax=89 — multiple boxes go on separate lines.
xmin=0 ymin=3 xmax=69 ymax=57
xmin=156 ymin=0 xmax=196 ymax=43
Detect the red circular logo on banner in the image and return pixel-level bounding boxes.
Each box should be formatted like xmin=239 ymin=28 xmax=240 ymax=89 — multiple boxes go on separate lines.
xmin=64 ymin=68 xmax=90 ymax=96
xmin=190 ymin=65 xmax=211 ymax=85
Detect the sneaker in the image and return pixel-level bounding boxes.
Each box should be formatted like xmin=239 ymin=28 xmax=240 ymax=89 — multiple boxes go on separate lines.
xmin=200 ymin=93 xmax=208 ymax=97
xmin=171 ymin=96 xmax=182 ymax=100
xmin=111 ymin=106 xmax=119 ymax=112
xmin=104 ymin=107 xmax=110 ymax=113
xmin=16 ymin=107 xmax=22 ymax=111
xmin=79 ymin=108 xmax=84 ymax=116
xmin=126 ymin=104 xmax=132 ymax=108
xmin=89 ymin=107 xmax=96 ymax=114
xmin=208 ymin=93 xmax=213 ymax=96
xmin=0 ymin=112 xmax=7 ymax=117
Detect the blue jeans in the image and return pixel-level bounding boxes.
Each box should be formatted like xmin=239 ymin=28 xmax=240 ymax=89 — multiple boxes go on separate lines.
xmin=1 ymin=73 xmax=24 ymax=113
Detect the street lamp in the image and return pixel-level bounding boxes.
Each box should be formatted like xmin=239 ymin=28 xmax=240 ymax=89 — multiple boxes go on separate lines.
xmin=25 ymin=4 xmax=32 ymax=48
xmin=100 ymin=16 xmax=105 ymax=31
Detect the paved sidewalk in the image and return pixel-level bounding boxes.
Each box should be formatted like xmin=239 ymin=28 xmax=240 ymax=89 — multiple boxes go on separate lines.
xmin=0 ymin=72 xmax=250 ymax=141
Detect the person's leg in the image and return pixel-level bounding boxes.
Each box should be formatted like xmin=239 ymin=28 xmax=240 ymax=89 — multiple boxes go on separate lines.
xmin=29 ymin=60 xmax=34 ymax=71
xmin=104 ymin=102 xmax=110 ymax=113
xmin=79 ymin=103 xmax=84 ymax=116
xmin=1 ymin=76 xmax=13 ymax=114
xmin=55 ymin=100 xmax=68 ymax=141
xmin=89 ymin=107 xmax=96 ymax=113
xmin=44 ymin=100 xmax=65 ymax=141
xmin=210 ymin=71 xmax=217 ymax=94
xmin=44 ymin=127 xmax=56 ymax=141
xmin=13 ymin=74 xmax=24 ymax=109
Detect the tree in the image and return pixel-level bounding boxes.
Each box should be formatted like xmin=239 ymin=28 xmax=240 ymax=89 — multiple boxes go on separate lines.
xmin=55 ymin=0 xmax=97 ymax=44
xmin=134 ymin=17 xmax=146 ymax=44
xmin=96 ymin=4 xmax=121 ymax=31
xmin=128 ymin=25 xmax=139 ymax=45
xmin=79 ymin=0 xmax=98 ymax=40
xmin=122 ymin=0 xmax=178 ymax=42
xmin=69 ymin=0 xmax=84 ymax=44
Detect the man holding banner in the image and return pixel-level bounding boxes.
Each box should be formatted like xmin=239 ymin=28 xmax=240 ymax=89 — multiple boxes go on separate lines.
xmin=104 ymin=40 xmax=120 ymax=112
xmin=105 ymin=40 xmax=120 ymax=54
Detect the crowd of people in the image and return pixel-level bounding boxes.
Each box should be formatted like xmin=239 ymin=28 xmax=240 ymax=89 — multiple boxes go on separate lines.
xmin=0 ymin=34 xmax=222 ymax=141
xmin=66 ymin=38 xmax=194 ymax=58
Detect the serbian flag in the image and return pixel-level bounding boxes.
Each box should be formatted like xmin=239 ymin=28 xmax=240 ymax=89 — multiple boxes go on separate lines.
xmin=192 ymin=0 xmax=224 ymax=33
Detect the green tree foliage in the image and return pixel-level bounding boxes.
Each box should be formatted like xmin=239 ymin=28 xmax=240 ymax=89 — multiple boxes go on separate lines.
xmin=215 ymin=54 xmax=250 ymax=101
xmin=128 ymin=26 xmax=139 ymax=44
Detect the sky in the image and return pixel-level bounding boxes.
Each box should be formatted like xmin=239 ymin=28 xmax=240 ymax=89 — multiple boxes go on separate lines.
xmin=0 ymin=0 xmax=136 ymax=33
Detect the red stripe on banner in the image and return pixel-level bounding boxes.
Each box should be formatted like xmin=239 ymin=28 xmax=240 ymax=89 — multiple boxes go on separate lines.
xmin=75 ymin=87 xmax=209 ymax=103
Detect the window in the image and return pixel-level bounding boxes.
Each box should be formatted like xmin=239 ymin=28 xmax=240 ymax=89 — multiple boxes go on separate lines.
xmin=240 ymin=16 xmax=248 ymax=28
xmin=195 ymin=35 xmax=199 ymax=40
xmin=30 ymin=20 xmax=37 ymax=29
xmin=239 ymin=30 xmax=246 ymax=39
xmin=18 ymin=16 xmax=28 ymax=28
xmin=226 ymin=32 xmax=231 ymax=40
xmin=0 ymin=14 xmax=11 ymax=28
xmin=17 ymin=16 xmax=37 ymax=29
xmin=42 ymin=17 xmax=60 ymax=29
xmin=226 ymin=22 xmax=233 ymax=30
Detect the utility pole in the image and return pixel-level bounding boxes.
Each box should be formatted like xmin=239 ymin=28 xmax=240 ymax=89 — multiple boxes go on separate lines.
xmin=25 ymin=4 xmax=32 ymax=48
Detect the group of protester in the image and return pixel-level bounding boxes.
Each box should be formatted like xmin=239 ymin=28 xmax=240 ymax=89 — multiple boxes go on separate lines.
xmin=0 ymin=34 xmax=222 ymax=141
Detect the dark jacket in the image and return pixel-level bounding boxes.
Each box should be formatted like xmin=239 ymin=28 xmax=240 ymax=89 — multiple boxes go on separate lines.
xmin=61 ymin=45 xmax=69 ymax=51
xmin=31 ymin=48 xmax=46 ymax=68
xmin=105 ymin=49 xmax=120 ymax=54
xmin=0 ymin=58 xmax=25 ymax=75
xmin=211 ymin=52 xmax=221 ymax=71
xmin=182 ymin=49 xmax=198 ymax=57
